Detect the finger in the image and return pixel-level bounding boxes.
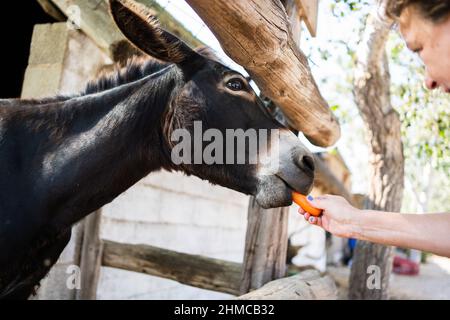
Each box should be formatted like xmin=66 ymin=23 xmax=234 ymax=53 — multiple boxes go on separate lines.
xmin=316 ymin=217 xmax=323 ymax=228
xmin=304 ymin=212 xmax=311 ymax=221
xmin=298 ymin=207 xmax=306 ymax=215
xmin=306 ymin=194 xmax=330 ymax=210
xmin=308 ymin=216 xmax=317 ymax=224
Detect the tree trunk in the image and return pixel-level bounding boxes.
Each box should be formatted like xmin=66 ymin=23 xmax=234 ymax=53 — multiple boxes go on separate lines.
xmin=349 ymin=6 xmax=404 ymax=300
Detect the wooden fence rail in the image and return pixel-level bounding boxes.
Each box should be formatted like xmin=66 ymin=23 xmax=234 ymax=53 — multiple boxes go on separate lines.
xmin=102 ymin=240 xmax=337 ymax=299
xmin=102 ymin=240 xmax=242 ymax=295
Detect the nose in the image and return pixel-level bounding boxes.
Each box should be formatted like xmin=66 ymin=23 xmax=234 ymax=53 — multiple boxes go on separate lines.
xmin=291 ymin=150 xmax=315 ymax=178
xmin=299 ymin=154 xmax=315 ymax=173
xmin=274 ymin=131 xmax=315 ymax=194
xmin=276 ymin=149 xmax=314 ymax=194
xmin=425 ymin=74 xmax=438 ymax=90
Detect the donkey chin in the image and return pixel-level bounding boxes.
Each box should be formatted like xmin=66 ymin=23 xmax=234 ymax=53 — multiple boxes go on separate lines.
xmin=255 ymin=173 xmax=314 ymax=209
xmin=254 ymin=162 xmax=315 ymax=209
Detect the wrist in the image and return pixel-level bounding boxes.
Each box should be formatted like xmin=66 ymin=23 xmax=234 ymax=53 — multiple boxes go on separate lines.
xmin=347 ymin=208 xmax=366 ymax=239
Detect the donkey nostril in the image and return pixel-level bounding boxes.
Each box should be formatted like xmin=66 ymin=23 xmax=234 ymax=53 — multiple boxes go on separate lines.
xmin=302 ymin=155 xmax=315 ymax=172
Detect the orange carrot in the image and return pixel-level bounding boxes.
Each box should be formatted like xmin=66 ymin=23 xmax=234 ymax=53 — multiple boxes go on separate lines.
xmin=292 ymin=192 xmax=322 ymax=217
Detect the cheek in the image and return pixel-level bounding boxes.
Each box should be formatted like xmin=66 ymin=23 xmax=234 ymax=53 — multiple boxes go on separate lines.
xmin=425 ymin=32 xmax=450 ymax=82
xmin=421 ymin=50 xmax=438 ymax=74
xmin=439 ymin=44 xmax=450 ymax=84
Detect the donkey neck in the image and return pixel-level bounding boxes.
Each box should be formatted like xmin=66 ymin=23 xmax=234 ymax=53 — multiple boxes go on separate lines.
xmin=17 ymin=65 xmax=178 ymax=229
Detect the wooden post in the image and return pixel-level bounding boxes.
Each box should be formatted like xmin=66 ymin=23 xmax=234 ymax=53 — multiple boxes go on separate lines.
xmin=283 ymin=0 xmax=302 ymax=44
xmin=295 ymin=0 xmax=319 ymax=37
xmin=23 ymin=22 xmax=110 ymax=299
xmin=240 ymin=199 xmax=290 ymax=294
xmin=239 ymin=1 xmax=312 ymax=295
xmin=76 ymin=211 xmax=103 ymax=300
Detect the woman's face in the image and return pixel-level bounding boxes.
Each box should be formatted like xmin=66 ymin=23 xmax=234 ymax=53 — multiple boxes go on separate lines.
xmin=399 ymin=7 xmax=450 ymax=93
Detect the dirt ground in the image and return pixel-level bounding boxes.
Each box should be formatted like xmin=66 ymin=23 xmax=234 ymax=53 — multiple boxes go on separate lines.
xmin=327 ymin=255 xmax=450 ymax=299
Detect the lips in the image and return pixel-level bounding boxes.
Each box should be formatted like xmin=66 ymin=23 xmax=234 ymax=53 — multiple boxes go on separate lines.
xmin=276 ymin=173 xmax=313 ymax=196
xmin=254 ymin=172 xmax=314 ymax=209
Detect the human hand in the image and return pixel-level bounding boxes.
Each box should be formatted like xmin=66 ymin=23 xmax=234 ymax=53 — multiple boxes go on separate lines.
xmin=298 ymin=194 xmax=361 ymax=238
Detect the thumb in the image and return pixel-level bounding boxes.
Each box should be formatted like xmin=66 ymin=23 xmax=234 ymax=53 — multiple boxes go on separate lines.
xmin=306 ymin=195 xmax=330 ymax=210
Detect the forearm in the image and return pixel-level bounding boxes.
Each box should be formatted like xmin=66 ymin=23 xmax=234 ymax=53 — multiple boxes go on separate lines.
xmin=351 ymin=210 xmax=450 ymax=258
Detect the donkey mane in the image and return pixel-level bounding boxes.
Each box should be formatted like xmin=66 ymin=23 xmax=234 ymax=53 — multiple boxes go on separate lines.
xmin=84 ymin=55 xmax=169 ymax=95
xmin=84 ymin=47 xmax=221 ymax=95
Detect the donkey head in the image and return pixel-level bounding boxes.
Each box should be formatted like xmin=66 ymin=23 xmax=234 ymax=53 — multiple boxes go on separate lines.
xmin=110 ymin=0 xmax=315 ymax=208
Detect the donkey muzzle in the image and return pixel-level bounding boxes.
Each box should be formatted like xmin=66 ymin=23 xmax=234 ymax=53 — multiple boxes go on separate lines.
xmin=254 ymin=129 xmax=315 ymax=208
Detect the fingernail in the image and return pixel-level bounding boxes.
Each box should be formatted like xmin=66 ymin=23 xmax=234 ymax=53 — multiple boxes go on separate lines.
xmin=307 ymin=195 xmax=314 ymax=201
xmin=309 ymin=217 xmax=315 ymax=223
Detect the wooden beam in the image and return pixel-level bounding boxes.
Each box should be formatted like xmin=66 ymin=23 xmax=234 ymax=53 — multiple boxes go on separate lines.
xmin=36 ymin=0 xmax=66 ymax=21
xmin=186 ymin=0 xmax=340 ymax=147
xmin=314 ymin=154 xmax=355 ymax=204
xmin=295 ymin=0 xmax=319 ymax=37
xmin=49 ymin=0 xmax=137 ymax=62
xmin=47 ymin=0 xmax=202 ymax=62
xmin=238 ymin=269 xmax=337 ymax=300
xmin=102 ymin=240 xmax=242 ymax=295
xmin=102 ymin=241 xmax=337 ymax=299
xmin=282 ymin=0 xmax=303 ymax=45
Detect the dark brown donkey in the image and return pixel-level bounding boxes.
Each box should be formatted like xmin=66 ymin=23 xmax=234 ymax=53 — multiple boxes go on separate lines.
xmin=0 ymin=0 xmax=315 ymax=299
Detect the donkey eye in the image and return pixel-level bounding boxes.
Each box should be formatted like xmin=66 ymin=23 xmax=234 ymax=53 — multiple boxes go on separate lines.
xmin=226 ymin=78 xmax=245 ymax=91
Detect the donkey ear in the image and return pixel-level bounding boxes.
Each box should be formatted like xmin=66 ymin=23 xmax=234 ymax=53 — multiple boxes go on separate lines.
xmin=109 ymin=0 xmax=203 ymax=68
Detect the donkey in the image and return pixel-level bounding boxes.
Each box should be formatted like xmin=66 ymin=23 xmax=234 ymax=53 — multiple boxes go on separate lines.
xmin=0 ymin=0 xmax=315 ymax=299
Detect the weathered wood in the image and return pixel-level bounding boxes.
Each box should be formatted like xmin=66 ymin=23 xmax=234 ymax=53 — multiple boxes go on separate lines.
xmin=49 ymin=0 xmax=136 ymax=62
xmin=295 ymin=0 xmax=319 ymax=37
xmin=282 ymin=0 xmax=302 ymax=44
xmin=240 ymin=199 xmax=290 ymax=294
xmin=36 ymin=0 xmax=66 ymax=21
xmin=76 ymin=211 xmax=103 ymax=300
xmin=314 ymin=154 xmax=355 ymax=204
xmin=47 ymin=0 xmax=202 ymax=62
xmin=102 ymin=240 xmax=242 ymax=295
xmin=186 ymin=0 xmax=340 ymax=147
xmin=238 ymin=270 xmax=337 ymax=300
